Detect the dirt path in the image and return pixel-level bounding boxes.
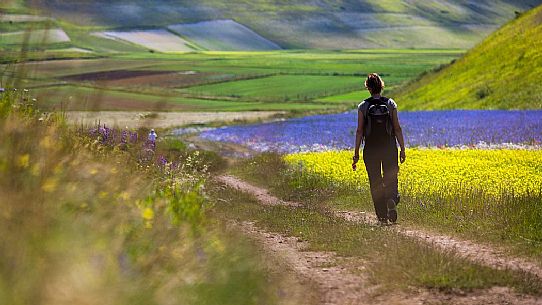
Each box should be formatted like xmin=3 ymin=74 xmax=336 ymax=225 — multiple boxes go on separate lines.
xmin=234 ymin=221 xmax=372 ymax=305
xmin=217 ymin=174 xmax=542 ymax=304
xmin=218 ymin=175 xmax=542 ymax=280
xmin=217 ymin=175 xmax=301 ymax=207
xmin=337 ymin=211 xmax=542 ymax=280
xmin=65 ymin=111 xmax=283 ymax=129
xmin=239 ymin=219 xmax=542 ymax=305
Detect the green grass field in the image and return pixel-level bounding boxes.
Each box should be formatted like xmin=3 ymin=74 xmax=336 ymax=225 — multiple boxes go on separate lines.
xmin=4 ymin=5 xmax=540 ymax=112
xmin=180 ymin=74 xmax=361 ymax=102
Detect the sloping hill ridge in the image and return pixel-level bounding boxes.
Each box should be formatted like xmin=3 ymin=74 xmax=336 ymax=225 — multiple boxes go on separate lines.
xmin=395 ymin=5 xmax=542 ymax=110
xmin=31 ymin=0 xmax=542 ymax=49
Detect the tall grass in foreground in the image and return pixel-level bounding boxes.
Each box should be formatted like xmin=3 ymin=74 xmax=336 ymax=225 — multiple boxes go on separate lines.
xmin=0 ymin=89 xmax=278 ymax=304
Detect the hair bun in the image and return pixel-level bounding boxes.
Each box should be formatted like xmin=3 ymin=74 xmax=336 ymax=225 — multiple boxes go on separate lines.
xmin=365 ymin=73 xmax=385 ymax=94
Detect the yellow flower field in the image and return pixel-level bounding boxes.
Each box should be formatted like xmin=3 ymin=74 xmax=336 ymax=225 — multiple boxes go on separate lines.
xmin=285 ymin=149 xmax=542 ymax=197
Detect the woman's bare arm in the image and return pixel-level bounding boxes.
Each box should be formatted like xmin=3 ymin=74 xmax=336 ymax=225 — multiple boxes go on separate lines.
xmin=391 ymin=109 xmax=406 ymax=163
xmin=354 ymin=110 xmax=364 ymax=160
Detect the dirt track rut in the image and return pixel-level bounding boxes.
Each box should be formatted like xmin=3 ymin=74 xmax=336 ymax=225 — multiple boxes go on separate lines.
xmin=337 ymin=211 xmax=542 ymax=280
xmin=234 ymin=221 xmax=371 ymax=305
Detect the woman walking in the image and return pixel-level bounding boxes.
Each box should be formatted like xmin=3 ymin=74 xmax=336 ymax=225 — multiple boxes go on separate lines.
xmin=352 ymin=73 xmax=406 ymax=224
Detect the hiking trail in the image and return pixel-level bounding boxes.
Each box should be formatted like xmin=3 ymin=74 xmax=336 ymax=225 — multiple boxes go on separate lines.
xmin=217 ymin=174 xmax=542 ymax=305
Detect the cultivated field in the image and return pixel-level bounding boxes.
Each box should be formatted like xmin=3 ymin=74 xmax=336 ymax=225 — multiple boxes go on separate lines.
xmin=31 ymin=85 xmax=334 ymax=112
xmin=181 ymin=74 xmax=361 ymax=102
xmin=168 ymin=20 xmax=282 ymax=51
xmin=65 ymin=111 xmax=284 ymax=128
xmin=0 ymin=28 xmax=70 ymax=44
xmin=94 ymin=29 xmax=194 ymax=52
xmin=0 ymin=14 xmax=51 ymax=22
xmin=8 ymin=50 xmax=462 ymax=113
xmin=25 ymin=0 xmax=542 ymax=49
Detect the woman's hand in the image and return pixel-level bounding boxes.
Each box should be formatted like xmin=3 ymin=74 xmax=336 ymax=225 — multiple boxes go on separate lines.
xmin=352 ymin=155 xmax=359 ymax=171
xmin=400 ymin=150 xmax=406 ymax=163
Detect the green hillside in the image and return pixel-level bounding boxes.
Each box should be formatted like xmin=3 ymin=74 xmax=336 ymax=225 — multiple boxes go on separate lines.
xmin=395 ymin=5 xmax=542 ymax=110
xmin=22 ymin=0 xmax=542 ymax=49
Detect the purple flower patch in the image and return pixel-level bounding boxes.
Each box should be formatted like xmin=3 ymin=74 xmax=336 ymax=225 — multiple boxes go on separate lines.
xmin=199 ymin=110 xmax=542 ymax=153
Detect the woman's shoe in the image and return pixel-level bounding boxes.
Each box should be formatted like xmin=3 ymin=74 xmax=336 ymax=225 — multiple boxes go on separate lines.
xmin=387 ymin=199 xmax=397 ymax=223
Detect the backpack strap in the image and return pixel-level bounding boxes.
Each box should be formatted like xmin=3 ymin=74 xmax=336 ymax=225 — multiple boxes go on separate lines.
xmin=363 ymin=96 xmax=389 ymax=119
xmin=378 ymin=96 xmax=390 ymax=108
xmin=379 ymin=97 xmax=394 ymax=136
xmin=361 ymin=97 xmax=371 ymax=120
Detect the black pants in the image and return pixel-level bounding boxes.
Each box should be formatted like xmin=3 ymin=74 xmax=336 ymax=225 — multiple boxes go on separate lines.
xmin=363 ymin=144 xmax=399 ymax=220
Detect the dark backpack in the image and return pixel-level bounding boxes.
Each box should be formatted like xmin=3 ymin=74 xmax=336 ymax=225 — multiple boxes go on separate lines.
xmin=364 ymin=97 xmax=393 ymax=142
